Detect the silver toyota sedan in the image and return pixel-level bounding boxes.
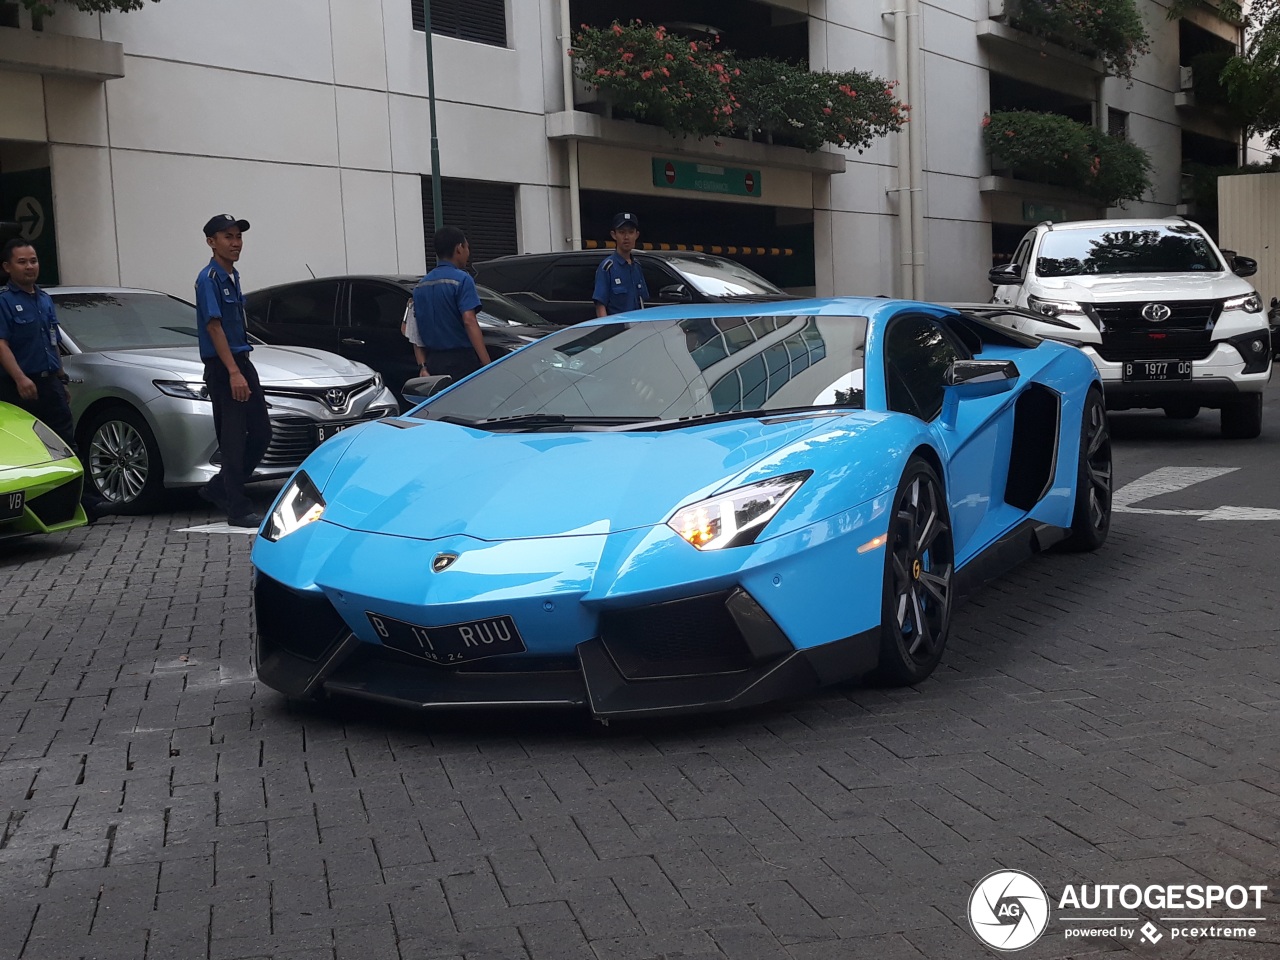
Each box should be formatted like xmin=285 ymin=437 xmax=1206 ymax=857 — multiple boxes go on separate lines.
xmin=51 ymin=286 xmax=400 ymax=512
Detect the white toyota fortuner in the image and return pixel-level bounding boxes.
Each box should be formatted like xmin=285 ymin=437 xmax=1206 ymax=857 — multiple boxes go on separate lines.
xmin=988 ymin=218 xmax=1271 ymax=438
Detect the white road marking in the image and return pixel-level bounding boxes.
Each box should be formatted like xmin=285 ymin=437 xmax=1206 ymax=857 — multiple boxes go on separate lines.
xmin=179 ymin=522 xmax=257 ymax=536
xmin=1114 ymin=467 xmax=1280 ymax=520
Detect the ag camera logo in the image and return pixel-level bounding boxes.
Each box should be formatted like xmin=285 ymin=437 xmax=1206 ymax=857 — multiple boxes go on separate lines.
xmin=969 ymin=870 xmax=1051 ymax=951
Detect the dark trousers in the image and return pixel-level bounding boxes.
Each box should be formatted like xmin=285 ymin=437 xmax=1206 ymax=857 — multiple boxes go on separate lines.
xmin=203 ymin=354 xmax=272 ymax=518
xmin=426 ymin=348 xmax=484 ymax=382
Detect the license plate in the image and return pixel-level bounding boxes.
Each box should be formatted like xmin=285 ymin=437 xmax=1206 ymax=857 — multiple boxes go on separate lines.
xmin=0 ymin=490 xmax=24 ymax=521
xmin=315 ymin=421 xmax=359 ymax=443
xmin=1122 ymin=360 xmax=1192 ymax=382
xmin=365 ymin=612 xmax=525 ymax=665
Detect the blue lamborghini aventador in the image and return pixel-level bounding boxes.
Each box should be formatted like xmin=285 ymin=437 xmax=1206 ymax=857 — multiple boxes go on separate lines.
xmin=251 ymin=298 xmax=1111 ymax=719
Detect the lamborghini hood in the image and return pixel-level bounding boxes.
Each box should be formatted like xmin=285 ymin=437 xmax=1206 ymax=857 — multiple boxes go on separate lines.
xmin=315 ymin=415 xmax=845 ymax=540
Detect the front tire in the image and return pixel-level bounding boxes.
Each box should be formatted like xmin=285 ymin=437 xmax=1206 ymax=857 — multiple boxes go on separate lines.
xmin=1060 ymin=388 xmax=1112 ymax=552
xmin=874 ymin=458 xmax=954 ymax=686
xmin=81 ymin=406 xmax=165 ymax=513
xmin=1221 ymin=394 xmax=1262 ymax=440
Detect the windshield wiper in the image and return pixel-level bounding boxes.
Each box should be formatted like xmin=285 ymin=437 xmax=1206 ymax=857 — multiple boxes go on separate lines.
xmin=629 ymin=405 xmax=856 ymax=432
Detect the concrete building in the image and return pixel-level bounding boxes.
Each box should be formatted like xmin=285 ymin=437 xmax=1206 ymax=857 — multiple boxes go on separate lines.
xmin=0 ymin=0 xmax=1244 ymax=302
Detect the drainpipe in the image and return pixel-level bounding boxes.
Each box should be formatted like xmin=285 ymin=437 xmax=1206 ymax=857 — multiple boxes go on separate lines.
xmin=886 ymin=2 xmax=915 ymax=299
xmin=560 ymin=0 xmax=583 ymax=250
xmin=906 ymin=0 xmax=926 ymax=299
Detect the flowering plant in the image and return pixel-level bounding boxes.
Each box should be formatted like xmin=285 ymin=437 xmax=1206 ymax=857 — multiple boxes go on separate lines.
xmin=570 ymin=22 xmax=907 ymax=151
xmin=1003 ymin=0 xmax=1150 ymax=78
xmin=983 ymin=110 xmax=1151 ymax=206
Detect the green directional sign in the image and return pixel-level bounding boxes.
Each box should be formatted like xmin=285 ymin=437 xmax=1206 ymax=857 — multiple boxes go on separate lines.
xmin=652 ymin=158 xmax=762 ymax=197
xmin=1022 ymin=201 xmax=1065 ymax=224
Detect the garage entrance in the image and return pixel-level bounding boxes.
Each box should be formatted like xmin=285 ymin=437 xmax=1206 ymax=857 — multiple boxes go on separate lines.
xmin=0 ymin=141 xmax=58 ymax=284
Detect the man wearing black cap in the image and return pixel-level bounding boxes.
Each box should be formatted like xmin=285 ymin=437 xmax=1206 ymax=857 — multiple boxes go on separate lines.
xmin=593 ymin=212 xmax=649 ymax=317
xmin=194 ymin=214 xmax=271 ymax=528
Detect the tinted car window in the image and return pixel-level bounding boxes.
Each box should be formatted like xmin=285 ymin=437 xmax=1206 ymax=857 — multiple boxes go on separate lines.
xmin=1036 ymin=225 xmax=1224 ymax=277
xmin=268 ymin=281 xmax=340 ymax=325
xmin=349 ymin=281 xmax=410 ymax=330
xmin=414 ymin=314 xmax=866 ymax=423
xmin=546 ymin=263 xmax=601 ymax=301
xmin=884 ymin=314 xmax=966 ymax=422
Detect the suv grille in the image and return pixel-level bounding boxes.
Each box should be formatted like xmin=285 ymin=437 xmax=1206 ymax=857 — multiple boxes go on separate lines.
xmin=1087 ymin=300 xmax=1220 ymax=363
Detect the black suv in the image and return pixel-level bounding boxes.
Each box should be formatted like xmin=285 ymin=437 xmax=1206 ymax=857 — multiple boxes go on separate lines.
xmin=245 ymin=275 xmax=557 ymax=407
xmin=473 ymin=250 xmax=793 ymax=326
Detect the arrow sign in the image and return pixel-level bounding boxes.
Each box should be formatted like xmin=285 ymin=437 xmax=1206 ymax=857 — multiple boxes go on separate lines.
xmin=14 ymin=196 xmax=44 ymax=241
xmin=1113 ymin=467 xmax=1280 ymax=520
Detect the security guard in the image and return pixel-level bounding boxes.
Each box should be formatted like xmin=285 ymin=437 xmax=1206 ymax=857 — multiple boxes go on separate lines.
xmin=593 ymin=212 xmax=649 ymax=317
xmin=0 ymin=238 xmax=111 ymax=520
xmin=194 ymin=213 xmax=271 ymax=528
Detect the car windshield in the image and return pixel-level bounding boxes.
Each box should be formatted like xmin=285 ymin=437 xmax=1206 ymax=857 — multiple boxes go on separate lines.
xmin=662 ymin=255 xmax=786 ymax=298
xmin=52 ymin=292 xmax=204 ymax=350
xmin=1036 ymin=225 xmax=1224 ymax=277
xmin=414 ymin=313 xmax=867 ymax=424
xmin=476 ymin=286 xmax=553 ymax=327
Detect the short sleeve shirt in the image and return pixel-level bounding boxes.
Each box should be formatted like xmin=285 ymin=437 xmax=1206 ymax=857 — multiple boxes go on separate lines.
xmin=411 ymin=263 xmax=482 ymax=351
xmin=592 ymin=253 xmax=649 ymax=315
xmin=194 ymin=259 xmax=252 ymax=360
xmin=0 ymin=281 xmax=61 ymax=375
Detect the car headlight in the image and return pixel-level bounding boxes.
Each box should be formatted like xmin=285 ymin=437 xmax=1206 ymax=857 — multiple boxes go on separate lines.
xmin=32 ymin=420 xmax=74 ymax=461
xmin=668 ymin=472 xmax=810 ymax=550
xmin=154 ymin=380 xmax=211 ymax=401
xmin=263 ymin=471 xmax=326 ymax=542
xmin=1026 ymin=295 xmax=1085 ymax=318
xmin=1222 ymin=292 xmax=1263 ymax=314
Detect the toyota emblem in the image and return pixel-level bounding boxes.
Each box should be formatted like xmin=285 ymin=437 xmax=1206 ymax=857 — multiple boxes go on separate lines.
xmin=432 ymin=553 xmax=459 ymax=573
xmin=1141 ymin=302 xmax=1173 ymax=323
xmin=325 ymin=388 xmax=347 ymax=409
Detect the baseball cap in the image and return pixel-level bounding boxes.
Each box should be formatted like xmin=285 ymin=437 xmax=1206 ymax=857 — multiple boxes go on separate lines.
xmin=203 ymin=214 xmax=251 ymax=237
xmin=610 ymin=212 xmax=639 ymax=231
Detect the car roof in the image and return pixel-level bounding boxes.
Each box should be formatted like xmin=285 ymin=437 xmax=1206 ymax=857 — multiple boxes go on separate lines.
xmin=477 ymin=249 xmax=744 ymax=265
xmin=46 ymin=285 xmax=174 ymax=296
xmin=1038 ymin=217 xmax=1204 ymax=232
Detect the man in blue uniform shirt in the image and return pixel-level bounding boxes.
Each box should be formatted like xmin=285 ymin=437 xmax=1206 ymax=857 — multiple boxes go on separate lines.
xmin=194 ymin=214 xmax=271 ymax=528
xmin=593 ymin=212 xmax=649 ymax=317
xmin=408 ymin=226 xmax=490 ymax=382
xmin=0 ymin=238 xmax=111 ymax=521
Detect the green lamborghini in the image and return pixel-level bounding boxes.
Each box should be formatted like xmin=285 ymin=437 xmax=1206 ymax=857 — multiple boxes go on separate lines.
xmin=0 ymin=402 xmax=87 ymax=539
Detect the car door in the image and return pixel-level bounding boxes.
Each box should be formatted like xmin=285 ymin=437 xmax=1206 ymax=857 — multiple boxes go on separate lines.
xmin=259 ymin=280 xmax=342 ymax=354
xmin=883 ymin=311 xmax=1014 ymax=562
xmin=344 ymin=280 xmax=417 ymax=398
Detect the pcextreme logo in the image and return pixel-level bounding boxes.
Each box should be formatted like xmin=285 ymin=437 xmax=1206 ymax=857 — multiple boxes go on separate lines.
xmin=967 ymin=872 xmax=1270 ymax=950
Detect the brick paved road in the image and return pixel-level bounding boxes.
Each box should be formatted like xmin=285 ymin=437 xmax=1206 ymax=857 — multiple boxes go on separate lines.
xmin=2 ymin=385 xmax=1279 ymax=960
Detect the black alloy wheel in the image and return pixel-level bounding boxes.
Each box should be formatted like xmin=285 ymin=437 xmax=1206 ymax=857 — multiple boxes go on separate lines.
xmin=875 ymin=458 xmax=954 ymax=686
xmin=1060 ymin=388 xmax=1112 ymax=552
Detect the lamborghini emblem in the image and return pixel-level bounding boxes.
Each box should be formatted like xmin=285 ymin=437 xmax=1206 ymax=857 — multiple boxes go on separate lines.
xmin=432 ymin=553 xmax=459 ymax=573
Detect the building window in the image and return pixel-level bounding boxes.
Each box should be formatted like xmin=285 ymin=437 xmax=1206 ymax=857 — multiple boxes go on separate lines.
xmin=1108 ymin=108 xmax=1129 ymax=140
xmin=410 ymin=0 xmax=506 ymax=48
xmin=421 ymin=177 xmax=518 ymax=265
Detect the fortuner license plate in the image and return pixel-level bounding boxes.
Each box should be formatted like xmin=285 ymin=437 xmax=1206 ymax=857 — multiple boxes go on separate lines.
xmin=365 ymin=612 xmax=525 ymax=665
xmin=1122 ymin=360 xmax=1192 ymax=382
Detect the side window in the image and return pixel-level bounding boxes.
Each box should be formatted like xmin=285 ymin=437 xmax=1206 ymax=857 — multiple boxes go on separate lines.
xmin=641 ymin=263 xmax=681 ymax=301
xmin=884 ymin=314 xmax=965 ymax=422
xmin=349 ymin=281 xmax=410 ymax=330
xmin=547 ymin=263 xmax=601 ymax=301
xmin=1011 ymin=233 xmax=1034 ymax=274
xmin=244 ymin=293 xmax=268 ymax=326
xmin=267 ymin=281 xmax=340 ymax=326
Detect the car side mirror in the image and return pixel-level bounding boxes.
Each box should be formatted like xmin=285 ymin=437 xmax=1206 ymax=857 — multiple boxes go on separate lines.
xmin=945 ymin=359 xmax=1019 ymax=394
xmin=658 ymin=283 xmax=693 ymax=303
xmin=988 ymin=263 xmax=1023 ymax=286
xmin=401 ymin=374 xmax=454 ymax=403
xmin=1231 ymin=255 xmax=1258 ymax=278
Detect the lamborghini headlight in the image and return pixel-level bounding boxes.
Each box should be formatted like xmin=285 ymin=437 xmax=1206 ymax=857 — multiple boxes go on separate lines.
xmin=263 ymin=471 xmax=326 ymax=542
xmin=668 ymin=471 xmax=810 ymax=550
xmin=32 ymin=420 xmax=74 ymax=461
xmin=1222 ymin=292 xmax=1262 ymax=314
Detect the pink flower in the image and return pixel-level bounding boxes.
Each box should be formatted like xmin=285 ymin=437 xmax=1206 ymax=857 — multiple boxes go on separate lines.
xmin=612 ymin=24 xmax=623 ymax=35
xmin=823 ymin=107 xmax=832 ymax=114
xmin=641 ymin=69 xmax=653 ymax=79
xmin=665 ymin=53 xmax=674 ymax=60
xmin=622 ymin=51 xmax=634 ymax=62
xmin=690 ymin=41 xmax=698 ymax=51
xmin=596 ymin=68 xmax=611 ymax=77
xmin=981 ymin=115 xmax=991 ymax=127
